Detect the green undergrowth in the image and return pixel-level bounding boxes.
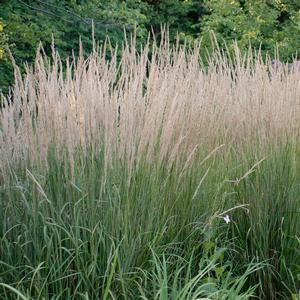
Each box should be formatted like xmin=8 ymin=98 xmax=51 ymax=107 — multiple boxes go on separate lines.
xmin=1 ymin=141 xmax=300 ymax=299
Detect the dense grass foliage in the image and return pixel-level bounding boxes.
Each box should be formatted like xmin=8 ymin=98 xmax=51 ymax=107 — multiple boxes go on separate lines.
xmin=1 ymin=38 xmax=300 ymax=299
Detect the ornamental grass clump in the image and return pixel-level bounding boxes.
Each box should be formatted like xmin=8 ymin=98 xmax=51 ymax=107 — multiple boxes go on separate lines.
xmin=0 ymin=35 xmax=300 ymax=299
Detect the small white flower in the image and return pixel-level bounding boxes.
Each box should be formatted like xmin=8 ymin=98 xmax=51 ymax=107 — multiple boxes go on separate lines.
xmin=222 ymin=214 xmax=230 ymax=224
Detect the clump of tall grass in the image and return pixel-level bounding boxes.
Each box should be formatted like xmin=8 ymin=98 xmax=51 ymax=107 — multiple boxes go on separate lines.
xmin=1 ymin=35 xmax=300 ymax=299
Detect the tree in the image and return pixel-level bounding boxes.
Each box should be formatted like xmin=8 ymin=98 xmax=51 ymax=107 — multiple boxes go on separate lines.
xmin=199 ymin=0 xmax=300 ymax=60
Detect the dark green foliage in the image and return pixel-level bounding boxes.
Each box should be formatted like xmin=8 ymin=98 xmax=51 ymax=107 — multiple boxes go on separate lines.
xmin=0 ymin=19 xmax=7 ymax=56
xmin=200 ymin=0 xmax=300 ymax=59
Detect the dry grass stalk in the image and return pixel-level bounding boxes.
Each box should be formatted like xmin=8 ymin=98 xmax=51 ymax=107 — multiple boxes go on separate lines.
xmin=1 ymin=37 xmax=300 ymax=178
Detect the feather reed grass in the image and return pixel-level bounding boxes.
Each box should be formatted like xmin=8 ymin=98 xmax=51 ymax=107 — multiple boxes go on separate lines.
xmin=0 ymin=35 xmax=300 ymax=299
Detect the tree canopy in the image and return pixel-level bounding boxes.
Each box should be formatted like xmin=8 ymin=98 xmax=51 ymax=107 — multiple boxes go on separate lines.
xmin=200 ymin=0 xmax=300 ymax=58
